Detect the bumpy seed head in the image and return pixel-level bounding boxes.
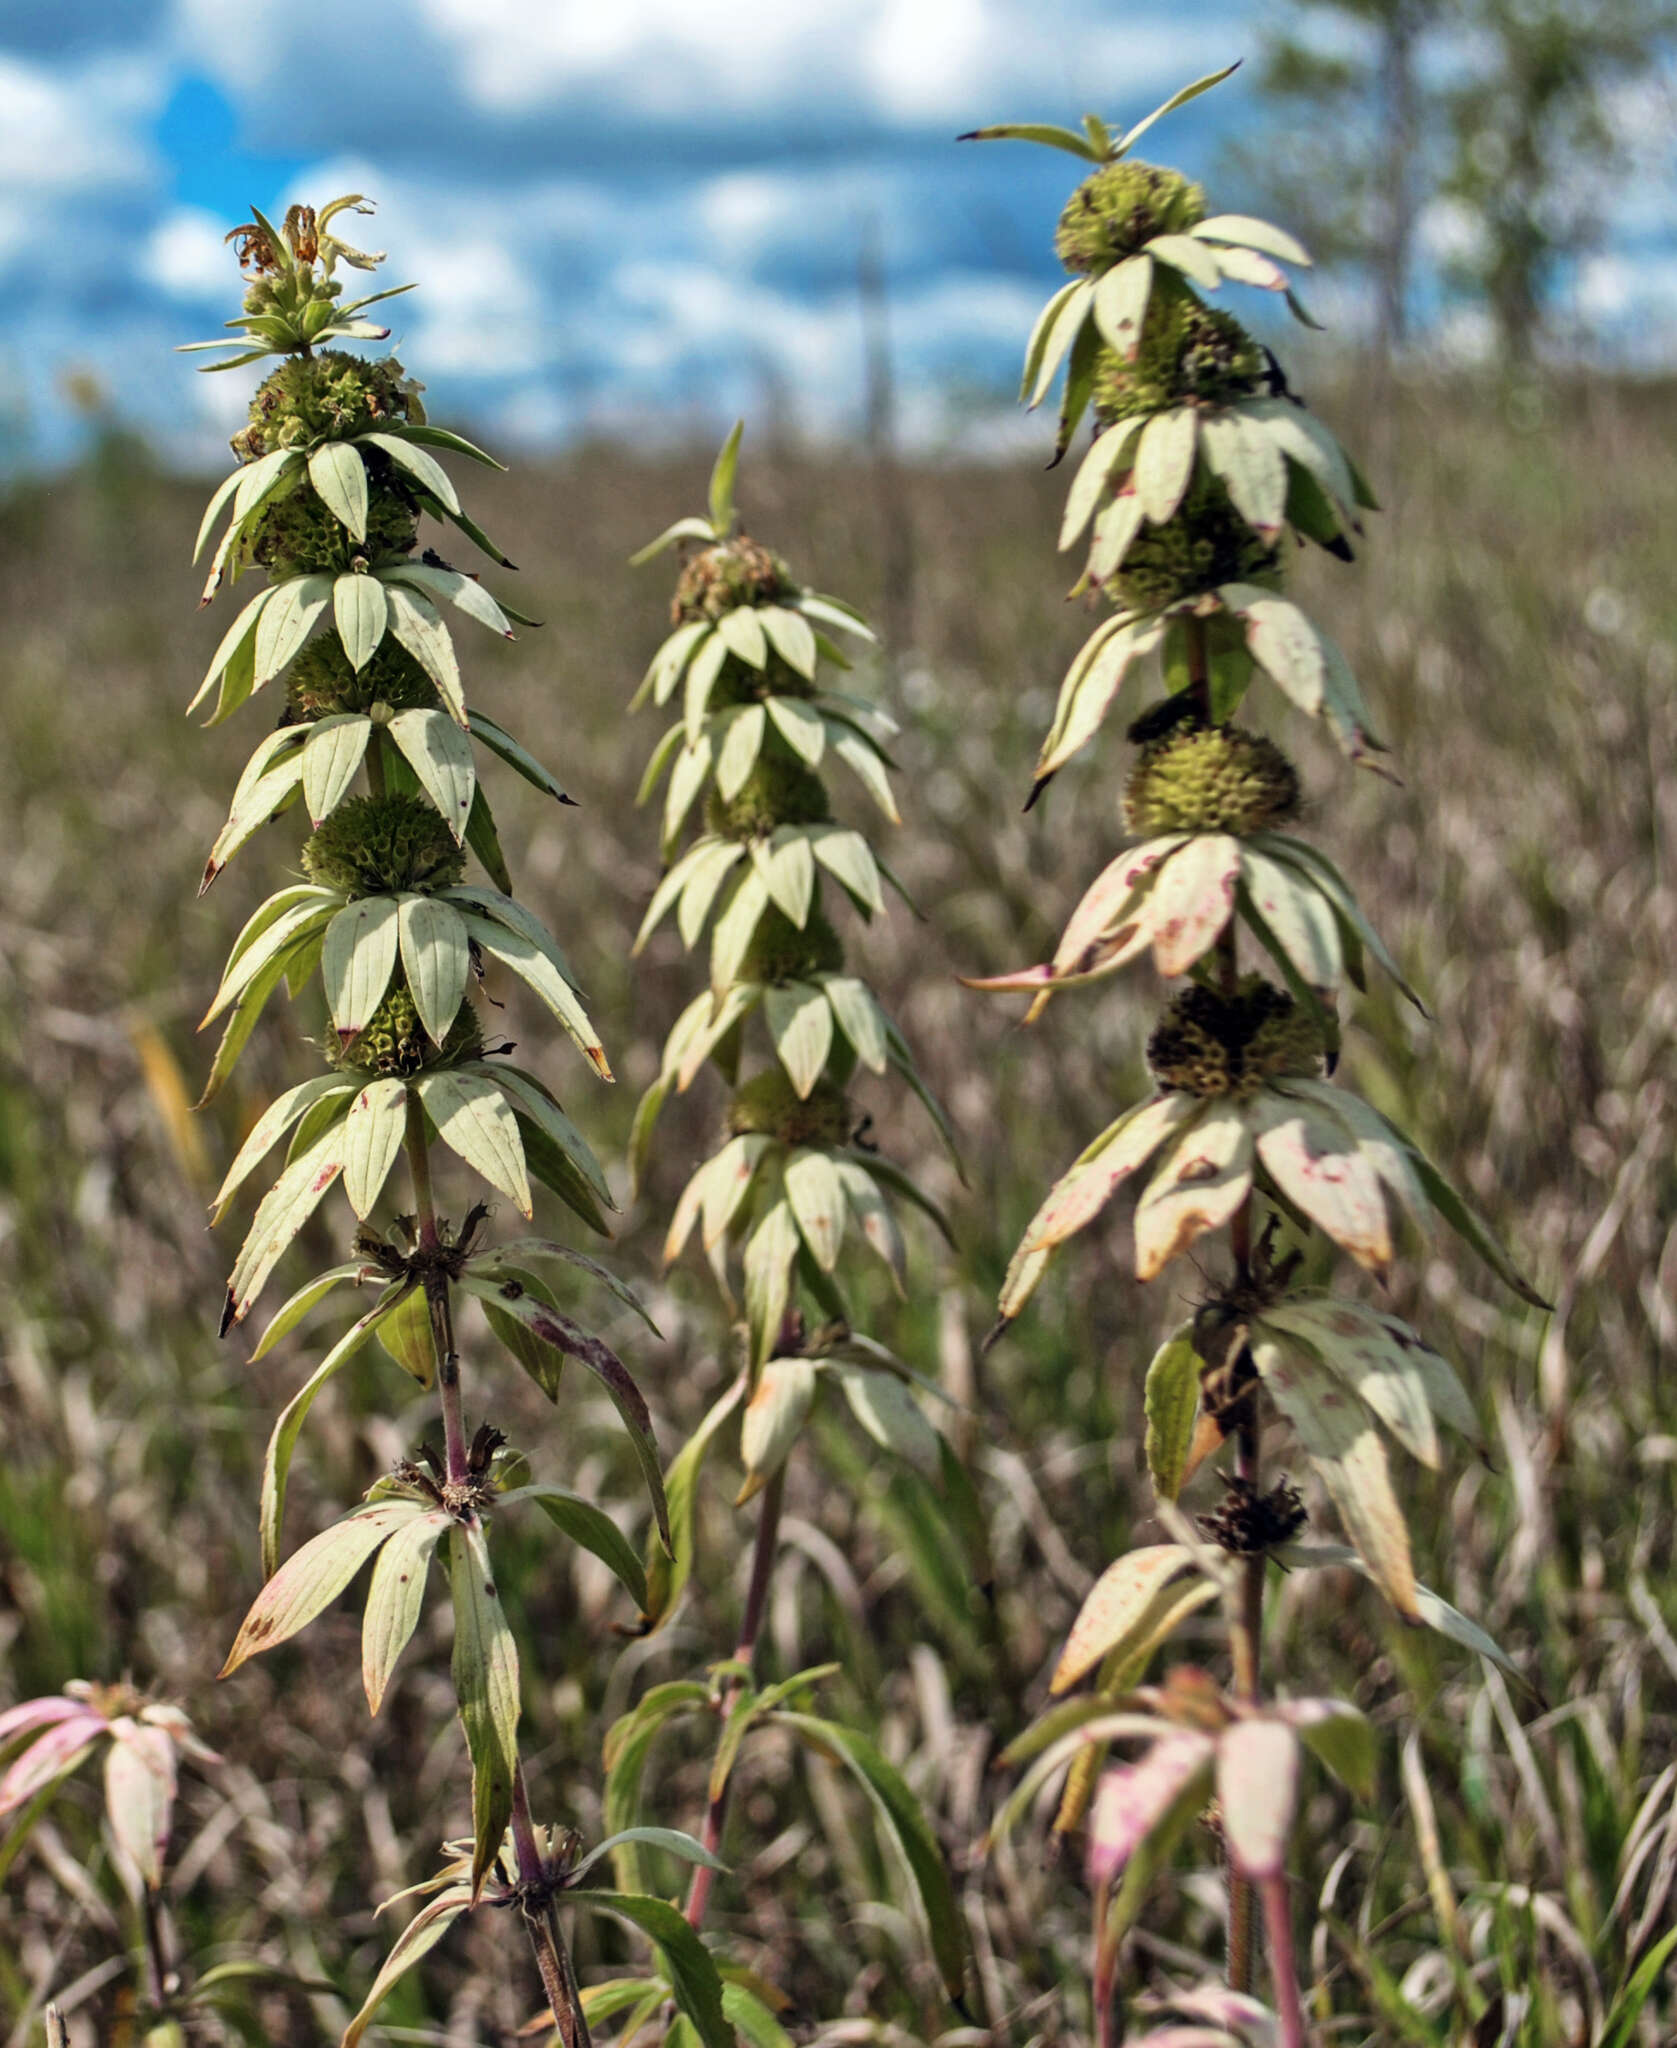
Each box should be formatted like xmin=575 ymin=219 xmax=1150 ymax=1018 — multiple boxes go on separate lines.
xmin=705 ymin=751 xmax=831 ymax=841
xmin=253 ymin=483 xmax=418 ymax=576
xmin=301 ymin=793 xmax=465 ymax=897
xmin=329 ymin=978 xmax=485 ymax=1077
xmin=740 ymin=905 xmax=845 ymax=986
xmin=672 ymin=537 xmax=795 ymax=623
xmin=727 ymin=1068 xmax=852 ymax=1147
xmin=286 ymin=633 xmax=438 ymax=720
xmin=1125 ymin=724 xmax=1300 ymax=835
xmin=1055 ymin=160 xmax=1206 ymax=275
xmin=1113 ymin=472 xmax=1281 ymax=613
xmin=1146 ymin=975 xmax=1325 ymax=1099
xmin=235 ymin=350 xmax=422 ymax=460
xmin=1093 ymin=293 xmax=1266 ymax=423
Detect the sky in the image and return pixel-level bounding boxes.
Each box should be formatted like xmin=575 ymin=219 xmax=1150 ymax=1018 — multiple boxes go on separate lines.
xmin=0 ymin=0 xmax=1670 ymax=471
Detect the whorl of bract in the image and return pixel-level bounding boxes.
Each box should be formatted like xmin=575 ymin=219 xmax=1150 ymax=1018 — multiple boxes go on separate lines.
xmin=673 ymin=537 xmax=795 ymax=622
xmin=233 ymin=350 xmax=422 ymax=462
xmin=253 ymin=479 xmax=419 ymax=576
xmin=287 ymin=634 xmax=438 ymax=721
xmin=706 ymin=754 xmax=832 ymax=841
xmin=1113 ymin=471 xmax=1281 ymax=613
xmin=1092 ymin=290 xmax=1266 ymax=425
xmin=728 ymin=1068 xmax=853 ymax=1148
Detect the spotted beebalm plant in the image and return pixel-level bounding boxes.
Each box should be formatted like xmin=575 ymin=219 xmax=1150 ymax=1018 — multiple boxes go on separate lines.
xmin=607 ymin=428 xmax=972 ymax=2008
xmin=185 ymin=200 xmax=734 ymax=2047
xmin=963 ymin=73 xmax=1547 ymax=2044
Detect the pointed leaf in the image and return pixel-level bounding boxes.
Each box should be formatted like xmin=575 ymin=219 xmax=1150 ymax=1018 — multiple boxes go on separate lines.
xmin=340 ymin=1888 xmax=475 ymax=2048
xmin=104 ymin=1722 xmax=176 ymax=1892
xmin=1086 ymin=1733 xmax=1216 ymax=1884
xmin=221 ymin=1502 xmax=423 ymax=1675
xmin=1092 ymin=256 xmax=1155 ymax=361
xmin=494 ymin=1483 xmax=648 ymax=1610
xmin=1134 ymin=407 xmax=1198 ymax=524
xmin=385 ymin=583 xmax=465 ymax=723
xmin=784 ymin=1146 xmax=847 ymax=1269
xmin=563 ymin=1890 xmax=734 ymax=2048
xmin=448 ymin=1520 xmax=520 ymax=1898
xmin=362 ymin=1510 xmax=450 ymax=1713
xmin=322 ymin=897 xmax=400 ymax=1037
xmin=301 ymin=714 xmax=372 ymax=824
xmin=361 ymin=430 xmax=460 ymax=514
xmin=388 ymin=708 xmax=475 ymax=841
xmin=253 ymin=574 xmax=332 ymax=689
xmin=340 ymin=1077 xmax=410 ymax=1219
xmin=415 ymin=1071 xmax=531 ymax=1216
xmin=397 ymin=894 xmax=469 ymax=1043
xmin=1144 ymin=1328 xmax=1202 ymax=1504
xmin=765 ymin=983 xmax=833 ymax=1100
xmin=739 ymin=1357 xmax=819 ymax=1499
xmin=307 ymin=440 xmax=368 ymax=540
xmin=1134 ymin=1102 xmax=1254 ymax=1280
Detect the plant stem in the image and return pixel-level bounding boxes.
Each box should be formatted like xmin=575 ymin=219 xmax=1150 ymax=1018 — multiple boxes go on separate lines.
xmin=404 ymin=1093 xmax=469 ymax=1483
xmin=684 ymin=1463 xmax=787 ymax=1929
xmin=140 ymin=1887 xmax=171 ymax=2012
xmin=505 ymin=1765 xmax=595 ymax=2048
xmin=1091 ymin=1877 xmax=1120 ymax=2048
xmin=1226 ymin=1417 xmax=1265 ymax=1995
xmin=1260 ymin=1875 xmax=1308 ymax=2048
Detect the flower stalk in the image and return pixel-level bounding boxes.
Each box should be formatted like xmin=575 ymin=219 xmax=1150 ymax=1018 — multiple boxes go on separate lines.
xmin=966 ymin=66 xmax=1547 ymax=2035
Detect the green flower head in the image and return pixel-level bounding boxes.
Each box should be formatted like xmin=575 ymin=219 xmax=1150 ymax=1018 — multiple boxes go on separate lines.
xmin=1125 ymin=723 xmax=1300 ymax=836
xmin=1114 ymin=472 xmax=1281 ymax=613
xmin=1093 ymin=292 xmax=1266 ymax=424
xmin=329 ymin=979 xmax=485 ymax=1078
xmin=286 ymin=633 xmax=438 ymax=721
xmin=1056 ymin=161 xmax=1206 ymax=275
xmin=741 ymin=905 xmax=845 ymax=986
xmin=301 ymin=793 xmax=465 ymax=897
xmin=253 ymin=482 xmax=418 ymax=577
xmin=233 ymin=350 xmax=422 ymax=462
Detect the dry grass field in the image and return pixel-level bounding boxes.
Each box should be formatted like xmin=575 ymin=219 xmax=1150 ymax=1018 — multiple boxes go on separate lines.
xmin=3 ymin=370 xmax=1676 ymax=2043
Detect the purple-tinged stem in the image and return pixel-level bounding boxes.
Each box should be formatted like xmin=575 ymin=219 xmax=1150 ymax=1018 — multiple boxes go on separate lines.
xmin=1261 ymin=1873 xmax=1309 ymax=2048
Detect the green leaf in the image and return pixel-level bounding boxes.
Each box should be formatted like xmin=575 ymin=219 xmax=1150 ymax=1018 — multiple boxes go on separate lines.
xmin=386 ymin=562 xmax=514 ymax=640
xmin=1275 ymin=1543 xmax=1526 ymax=1683
xmin=222 ymin=1500 xmax=424 ymax=1676
xmin=376 ymin=1277 xmax=439 ymax=1387
xmin=1191 ymin=213 xmax=1312 ymax=267
xmin=340 ymin=1885 xmax=475 ymax=2047
xmin=1602 ymin=1925 xmax=1677 ymax=2048
xmin=210 ymin=1075 xmax=353 ymax=1224
xmin=188 ymin=583 xmax=275 ymax=716
xmin=1116 ymin=64 xmax=1239 ymax=153
xmin=717 ymin=604 xmax=768 ymax=669
xmin=475 ymin=1062 xmax=614 ymax=1214
xmin=448 ymin=1519 xmax=520 ymax=1897
xmin=416 ymin=1070 xmax=532 ymax=1215
xmin=1092 ymin=256 xmax=1154 ymax=362
xmin=743 ymin=1197 xmax=799 ymax=1371
xmin=739 ymin=1357 xmax=819 ymax=1501
xmin=248 ymin=1259 xmax=369 ymax=1361
xmin=467 ymin=707 xmax=569 ymax=805
xmin=361 ymin=430 xmax=460 ymax=515
xmin=253 ymin=573 xmax=332 ymax=690
xmin=307 ymin=440 xmax=368 ymax=540
xmin=362 ymin=1508 xmax=450 ymax=1713
xmin=776 ymin=1712 xmax=967 ymax=1999
xmin=389 ymin=707 xmax=475 ymax=841
xmin=322 ymin=896 xmax=400 ymax=1037
xmin=708 ymin=420 xmax=744 ymax=535
xmin=397 ymin=893 xmax=470 ymax=1044
xmin=960 ymin=120 xmax=1104 ymax=161
xmin=460 ymin=914 xmax=611 ymax=1081
xmin=570 ymin=1829 xmax=725 ymax=1886
xmin=384 ymin=583 xmax=465 ymax=724
xmin=1143 ymin=1326 xmax=1201 ymax=1503
xmin=340 ymin=1077 xmax=409 ymax=1219
xmin=258 ymin=1286 xmax=409 ymax=1574
xmin=832 ymin=1363 xmax=939 ymax=1476
xmin=495 ymin=1483 xmax=648 ymax=1611
xmin=643 ymin=1376 xmax=746 ymax=1629
xmin=564 ymin=1890 xmax=735 ymax=2048
xmin=375 ymin=421 xmax=505 ymax=470
xmin=758 ymin=604 xmax=817 ymax=679
xmin=226 ymin=1126 xmax=350 ymax=1325
xmin=469 ymin=1237 xmax=658 ymax=1333
xmin=1028 ymin=276 xmax=1095 ymax=410
xmin=629 ymin=515 xmax=719 ymax=568
xmin=334 ymin=574 xmax=388 ymax=672
xmin=1253 ymin=1338 xmax=1417 ymax=1620
xmin=300 ymin=713 xmax=372 ymax=825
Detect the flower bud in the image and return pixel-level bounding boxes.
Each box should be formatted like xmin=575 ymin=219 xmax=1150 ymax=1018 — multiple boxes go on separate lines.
xmin=1093 ymin=292 xmax=1265 ymax=423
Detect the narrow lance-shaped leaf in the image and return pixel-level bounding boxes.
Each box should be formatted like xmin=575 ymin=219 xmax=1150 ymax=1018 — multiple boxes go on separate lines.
xmin=448 ymin=1519 xmax=520 ymax=1899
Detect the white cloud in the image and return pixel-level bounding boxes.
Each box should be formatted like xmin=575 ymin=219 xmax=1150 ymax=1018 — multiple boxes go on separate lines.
xmin=0 ymin=51 xmax=162 ymax=191
xmin=147 ymin=208 xmax=233 ymax=298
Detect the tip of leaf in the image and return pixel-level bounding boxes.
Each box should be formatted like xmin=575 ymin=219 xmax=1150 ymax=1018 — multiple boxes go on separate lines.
xmin=1023 ymin=775 xmax=1052 ymax=813
xmin=980 ymin=1315 xmax=1012 ymax=1357
xmin=217 ymin=1289 xmax=237 ymax=1337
